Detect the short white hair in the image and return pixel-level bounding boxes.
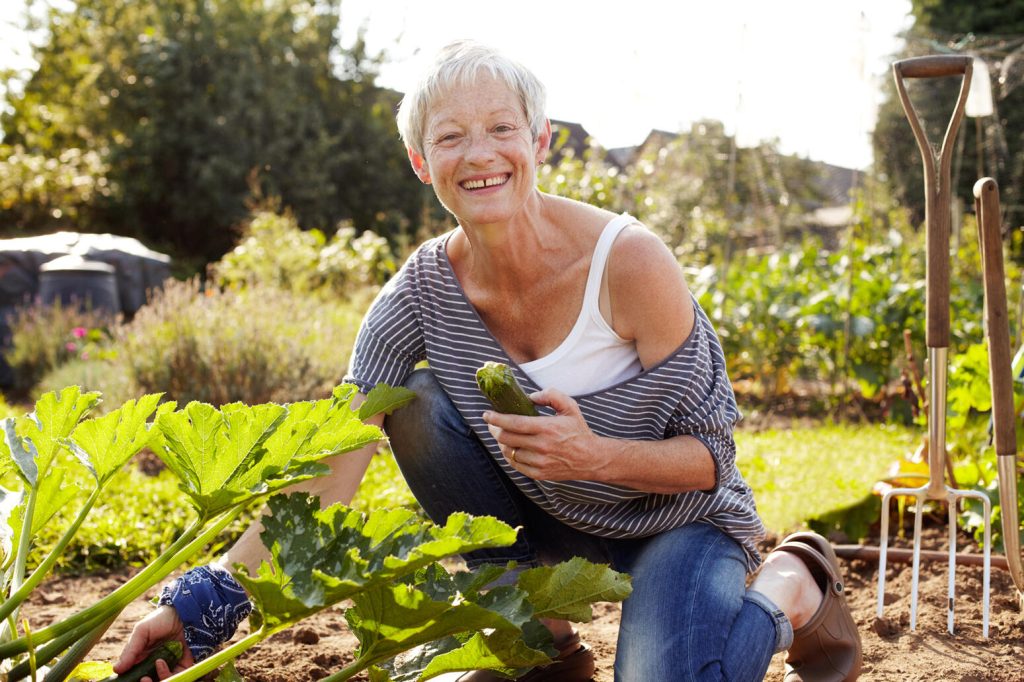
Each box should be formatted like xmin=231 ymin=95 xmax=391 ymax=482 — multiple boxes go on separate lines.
xmin=397 ymin=41 xmax=548 ymax=156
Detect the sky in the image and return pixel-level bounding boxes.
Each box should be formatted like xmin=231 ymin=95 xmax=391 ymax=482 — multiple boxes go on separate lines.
xmin=335 ymin=0 xmax=915 ymax=169
xmin=0 ymin=0 xmax=915 ymax=170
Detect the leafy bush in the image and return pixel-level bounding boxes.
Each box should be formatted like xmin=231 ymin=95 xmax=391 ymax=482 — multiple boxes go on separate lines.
xmin=118 ymin=277 xmax=364 ymax=406
xmin=0 ymin=144 xmax=111 ymax=230
xmin=692 ymin=194 xmax=1021 ymax=402
xmin=34 ymin=356 xmax=139 ymax=413
xmin=212 ymin=209 xmax=397 ymax=296
xmin=2 ymin=301 xmax=118 ymax=398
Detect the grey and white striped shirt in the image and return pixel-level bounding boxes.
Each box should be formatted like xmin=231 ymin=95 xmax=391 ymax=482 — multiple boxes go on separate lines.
xmin=345 ymin=230 xmax=766 ymax=569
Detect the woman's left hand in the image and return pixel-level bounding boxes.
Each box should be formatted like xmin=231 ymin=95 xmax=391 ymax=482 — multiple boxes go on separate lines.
xmin=482 ymin=388 xmax=606 ymax=481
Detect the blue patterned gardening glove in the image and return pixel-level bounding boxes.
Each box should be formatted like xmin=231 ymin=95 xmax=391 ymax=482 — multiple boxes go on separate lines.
xmin=158 ymin=564 xmax=253 ymax=661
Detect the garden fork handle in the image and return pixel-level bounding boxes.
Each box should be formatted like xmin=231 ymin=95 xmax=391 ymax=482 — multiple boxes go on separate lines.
xmin=975 ymin=177 xmax=1024 ymax=600
xmin=974 ymin=178 xmax=1016 ymax=456
xmin=893 ymin=55 xmax=973 ymax=349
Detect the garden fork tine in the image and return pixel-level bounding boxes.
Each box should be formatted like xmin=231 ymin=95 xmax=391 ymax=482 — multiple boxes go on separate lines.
xmin=878 ymin=54 xmax=993 ymax=637
xmin=975 ymin=178 xmax=1024 ymax=611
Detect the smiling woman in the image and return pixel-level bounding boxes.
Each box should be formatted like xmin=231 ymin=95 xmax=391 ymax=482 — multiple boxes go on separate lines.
xmin=113 ymin=40 xmax=863 ymax=682
xmin=343 ymin=41 xmax=860 ymax=681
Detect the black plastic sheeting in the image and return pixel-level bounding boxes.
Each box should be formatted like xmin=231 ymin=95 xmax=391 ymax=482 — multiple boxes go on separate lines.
xmin=0 ymin=232 xmax=170 ymax=314
xmin=0 ymin=232 xmax=172 ymax=387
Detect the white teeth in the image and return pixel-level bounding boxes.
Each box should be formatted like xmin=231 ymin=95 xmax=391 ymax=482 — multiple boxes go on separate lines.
xmin=462 ymin=175 xmax=508 ymax=189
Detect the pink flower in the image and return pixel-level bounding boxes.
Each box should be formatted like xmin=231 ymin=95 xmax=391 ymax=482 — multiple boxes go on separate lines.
xmin=65 ymin=342 xmax=78 ymax=352
xmin=72 ymin=327 xmax=87 ymax=339
xmin=80 ymin=351 xmax=90 ymax=361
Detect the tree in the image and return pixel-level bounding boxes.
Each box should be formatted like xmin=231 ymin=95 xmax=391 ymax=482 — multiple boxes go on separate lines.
xmin=872 ymin=0 xmax=1024 ymax=243
xmin=1 ymin=0 xmax=431 ymax=264
xmin=627 ymin=121 xmax=828 ymax=260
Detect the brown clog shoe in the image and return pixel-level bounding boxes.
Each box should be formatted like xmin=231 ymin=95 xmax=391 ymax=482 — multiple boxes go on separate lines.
xmin=774 ymin=532 xmax=862 ymax=682
xmin=452 ymin=632 xmax=595 ymax=681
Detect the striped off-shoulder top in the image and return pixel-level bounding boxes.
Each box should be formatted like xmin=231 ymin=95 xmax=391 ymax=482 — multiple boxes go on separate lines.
xmin=344 ymin=228 xmax=766 ymax=570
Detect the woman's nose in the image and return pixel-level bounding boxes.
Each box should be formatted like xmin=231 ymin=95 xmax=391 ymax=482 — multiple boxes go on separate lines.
xmin=464 ymin=133 xmax=498 ymax=163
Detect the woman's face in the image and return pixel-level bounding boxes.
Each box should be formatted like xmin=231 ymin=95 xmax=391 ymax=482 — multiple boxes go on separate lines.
xmin=411 ymin=74 xmax=550 ymax=226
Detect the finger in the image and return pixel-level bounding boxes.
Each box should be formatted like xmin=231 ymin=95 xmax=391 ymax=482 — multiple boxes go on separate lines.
xmin=529 ymin=388 xmax=579 ymax=415
xmin=483 ymin=410 xmax=544 ymax=434
xmin=114 ymin=628 xmax=157 ymax=673
xmin=155 ymin=657 xmax=173 ymax=680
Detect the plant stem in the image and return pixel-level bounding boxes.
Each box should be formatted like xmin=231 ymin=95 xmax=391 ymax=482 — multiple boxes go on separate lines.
xmin=320 ymin=654 xmax=375 ymax=682
xmin=5 ymin=611 xmax=116 ymax=682
xmin=0 ymin=486 xmax=39 ymax=643
xmin=41 ymin=612 xmax=117 ymax=682
xmin=0 ymin=487 xmax=103 ymax=624
xmin=0 ymin=511 xmax=212 ymax=660
xmin=10 ymin=488 xmax=38 ymax=596
xmin=163 ymin=628 xmax=274 ymax=682
xmin=6 ymin=619 xmax=92 ymax=680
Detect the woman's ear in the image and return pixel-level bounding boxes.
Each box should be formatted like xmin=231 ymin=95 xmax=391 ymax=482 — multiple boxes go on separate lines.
xmin=535 ymin=119 xmax=552 ymax=166
xmin=408 ymin=148 xmax=432 ymax=184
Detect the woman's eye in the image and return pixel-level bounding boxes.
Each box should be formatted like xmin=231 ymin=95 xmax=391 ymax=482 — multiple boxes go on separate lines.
xmin=494 ymin=124 xmax=516 ymax=134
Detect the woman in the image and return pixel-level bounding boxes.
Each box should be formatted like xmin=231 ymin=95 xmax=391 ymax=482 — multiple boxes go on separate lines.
xmin=115 ymin=41 xmax=861 ymax=681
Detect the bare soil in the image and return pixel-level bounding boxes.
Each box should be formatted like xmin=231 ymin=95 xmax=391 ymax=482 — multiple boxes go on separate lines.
xmin=28 ymin=526 xmax=1024 ymax=681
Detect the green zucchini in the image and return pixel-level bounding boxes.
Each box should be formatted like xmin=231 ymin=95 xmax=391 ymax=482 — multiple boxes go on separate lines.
xmin=101 ymin=641 xmax=183 ymax=682
xmin=476 ymin=362 xmax=538 ymax=416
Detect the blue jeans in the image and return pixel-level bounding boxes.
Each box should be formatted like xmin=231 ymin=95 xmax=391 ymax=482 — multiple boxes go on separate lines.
xmin=385 ymin=369 xmax=791 ymax=682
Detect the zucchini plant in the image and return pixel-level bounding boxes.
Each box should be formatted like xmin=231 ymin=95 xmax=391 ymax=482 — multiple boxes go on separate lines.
xmin=0 ymin=385 xmax=631 ymax=681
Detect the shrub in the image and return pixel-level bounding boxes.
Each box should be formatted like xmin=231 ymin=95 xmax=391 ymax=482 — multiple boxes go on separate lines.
xmin=118 ymin=277 xmax=364 ymax=406
xmin=212 ymin=209 xmax=397 ymax=297
xmin=35 ymin=355 xmax=139 ymax=411
xmin=2 ymin=301 xmax=118 ymax=398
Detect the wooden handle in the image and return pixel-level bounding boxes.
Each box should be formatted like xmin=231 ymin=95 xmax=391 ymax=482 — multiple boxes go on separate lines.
xmin=974 ymin=177 xmax=1017 ymax=456
xmin=926 ymin=197 xmax=951 ymax=348
xmin=893 ymin=55 xmax=973 ymax=348
xmin=894 ymin=55 xmax=972 ymax=79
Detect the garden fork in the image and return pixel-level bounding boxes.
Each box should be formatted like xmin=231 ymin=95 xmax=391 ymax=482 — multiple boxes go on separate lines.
xmin=877 ymin=55 xmax=996 ymax=638
xmin=979 ymin=178 xmax=1024 ymax=613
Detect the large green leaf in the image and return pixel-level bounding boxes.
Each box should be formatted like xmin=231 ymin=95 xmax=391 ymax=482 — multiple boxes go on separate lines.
xmin=29 ymin=467 xmax=80 ymax=535
xmin=155 ymin=398 xmax=366 ymax=515
xmin=420 ymin=630 xmax=554 ymax=680
xmin=268 ymin=387 xmax=385 ymax=462
xmin=0 ymin=486 xmax=23 ymax=568
xmin=234 ymin=494 xmax=519 ymax=628
xmin=346 ymin=583 xmax=540 ymax=672
xmin=357 ymin=384 xmax=416 ymax=421
xmin=516 ymin=557 xmax=633 ymax=622
xmin=63 ymin=394 xmax=169 ymax=484
xmin=23 ymin=387 xmax=101 ymax=484
xmin=3 ymin=418 xmax=39 ymax=487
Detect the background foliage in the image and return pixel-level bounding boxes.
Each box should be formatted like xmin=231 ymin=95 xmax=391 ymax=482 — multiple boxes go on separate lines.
xmin=0 ymin=0 xmax=434 ymax=265
xmin=2 ymin=0 xmax=1024 ymax=571
xmin=873 ymin=0 xmax=1024 ymax=245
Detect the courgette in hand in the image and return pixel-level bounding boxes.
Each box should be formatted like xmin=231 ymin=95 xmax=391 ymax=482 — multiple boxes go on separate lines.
xmin=476 ymin=361 xmax=538 ymax=416
xmin=102 ymin=641 xmax=183 ymax=682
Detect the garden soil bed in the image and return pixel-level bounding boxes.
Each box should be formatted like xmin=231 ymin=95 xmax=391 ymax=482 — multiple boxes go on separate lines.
xmin=29 ymin=526 xmax=1024 ymax=681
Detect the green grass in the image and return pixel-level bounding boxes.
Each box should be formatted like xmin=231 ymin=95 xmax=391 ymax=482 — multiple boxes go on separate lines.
xmin=736 ymin=423 xmax=919 ymax=535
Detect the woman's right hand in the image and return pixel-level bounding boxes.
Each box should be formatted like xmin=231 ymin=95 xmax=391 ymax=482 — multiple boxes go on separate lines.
xmin=113 ymin=605 xmax=195 ymax=681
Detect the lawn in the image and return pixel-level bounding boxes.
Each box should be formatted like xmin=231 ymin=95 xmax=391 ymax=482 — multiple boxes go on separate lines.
xmin=736 ymin=423 xmax=919 ymax=535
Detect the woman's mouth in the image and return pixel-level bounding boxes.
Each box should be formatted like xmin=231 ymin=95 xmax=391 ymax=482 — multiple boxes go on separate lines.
xmin=460 ymin=174 xmax=510 ymax=190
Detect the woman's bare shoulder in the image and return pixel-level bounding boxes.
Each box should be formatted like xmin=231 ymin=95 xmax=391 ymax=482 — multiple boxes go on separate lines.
xmin=543 ymin=195 xmax=619 ymax=237
xmin=607 ymin=222 xmax=695 ymax=366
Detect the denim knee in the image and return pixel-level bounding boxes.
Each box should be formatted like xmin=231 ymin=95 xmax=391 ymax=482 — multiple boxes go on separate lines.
xmin=385 ymin=368 xmax=472 ymax=463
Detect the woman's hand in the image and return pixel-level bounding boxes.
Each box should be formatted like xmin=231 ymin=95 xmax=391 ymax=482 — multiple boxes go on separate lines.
xmin=113 ymin=605 xmax=194 ymax=681
xmin=483 ymin=388 xmax=607 ymax=481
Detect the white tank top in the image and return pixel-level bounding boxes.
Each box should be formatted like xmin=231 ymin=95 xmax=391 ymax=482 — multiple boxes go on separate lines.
xmin=520 ymin=213 xmax=643 ymax=395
